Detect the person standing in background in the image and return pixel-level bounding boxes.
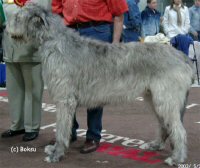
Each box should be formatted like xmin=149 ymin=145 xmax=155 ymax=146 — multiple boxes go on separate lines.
xmin=52 ymin=0 xmax=128 ymax=154
xmin=189 ymin=0 xmax=200 ymax=41
xmin=141 ymin=0 xmax=161 ymax=37
xmin=123 ymin=0 xmax=142 ymax=42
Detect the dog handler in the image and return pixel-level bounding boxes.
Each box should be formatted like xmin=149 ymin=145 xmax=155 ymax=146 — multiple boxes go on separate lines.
xmin=52 ymin=0 xmax=128 ymax=154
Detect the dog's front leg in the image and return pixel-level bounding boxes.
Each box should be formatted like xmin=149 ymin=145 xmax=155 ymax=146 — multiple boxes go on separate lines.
xmin=44 ymin=94 xmax=77 ymax=163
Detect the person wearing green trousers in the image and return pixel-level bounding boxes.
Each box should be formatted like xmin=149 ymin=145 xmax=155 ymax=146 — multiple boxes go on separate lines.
xmin=0 ymin=0 xmax=52 ymax=141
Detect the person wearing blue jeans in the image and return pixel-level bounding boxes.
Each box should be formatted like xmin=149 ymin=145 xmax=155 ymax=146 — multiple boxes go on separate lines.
xmin=71 ymin=23 xmax=120 ymax=153
xmin=52 ymin=0 xmax=128 ymax=154
xmin=71 ymin=24 xmax=113 ymax=144
xmin=123 ymin=0 xmax=142 ymax=42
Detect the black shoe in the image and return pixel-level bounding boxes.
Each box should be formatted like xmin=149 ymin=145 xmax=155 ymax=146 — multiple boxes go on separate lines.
xmin=22 ymin=132 xmax=39 ymax=142
xmin=1 ymin=129 xmax=25 ymax=138
xmin=71 ymin=136 xmax=77 ymax=143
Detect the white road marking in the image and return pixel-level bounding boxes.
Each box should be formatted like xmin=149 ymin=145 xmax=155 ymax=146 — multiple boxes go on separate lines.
xmin=186 ymin=104 xmax=199 ymax=109
xmin=40 ymin=123 xmax=146 ymax=148
xmin=0 ymin=96 xmax=8 ymax=102
xmin=1 ymin=96 xmax=200 ymax=112
xmin=40 ymin=123 xmax=56 ymax=130
xmin=135 ymin=97 xmax=144 ymax=101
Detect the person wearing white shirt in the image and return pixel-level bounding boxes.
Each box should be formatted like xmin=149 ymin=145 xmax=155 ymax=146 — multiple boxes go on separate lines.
xmin=163 ymin=0 xmax=190 ymax=39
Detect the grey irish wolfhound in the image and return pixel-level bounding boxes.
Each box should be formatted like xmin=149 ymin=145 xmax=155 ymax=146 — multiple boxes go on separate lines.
xmin=5 ymin=3 xmax=194 ymax=166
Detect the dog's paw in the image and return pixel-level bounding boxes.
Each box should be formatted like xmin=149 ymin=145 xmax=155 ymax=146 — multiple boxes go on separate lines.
xmin=164 ymin=157 xmax=177 ymax=166
xmin=140 ymin=143 xmax=150 ymax=150
xmin=44 ymin=146 xmax=65 ymax=163
xmin=44 ymin=152 xmax=62 ymax=163
xmin=44 ymin=145 xmax=55 ymax=155
xmin=44 ymin=155 xmax=59 ymax=163
xmin=44 ymin=156 xmax=53 ymax=163
xmin=140 ymin=141 xmax=165 ymax=151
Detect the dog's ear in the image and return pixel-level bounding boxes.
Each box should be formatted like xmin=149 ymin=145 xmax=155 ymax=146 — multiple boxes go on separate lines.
xmin=31 ymin=13 xmax=48 ymax=29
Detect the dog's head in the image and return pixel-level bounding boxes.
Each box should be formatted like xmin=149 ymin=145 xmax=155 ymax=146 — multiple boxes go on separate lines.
xmin=6 ymin=3 xmax=49 ymax=43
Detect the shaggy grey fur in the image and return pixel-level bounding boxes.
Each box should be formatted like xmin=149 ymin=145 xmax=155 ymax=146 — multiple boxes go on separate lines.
xmin=5 ymin=3 xmax=194 ymax=166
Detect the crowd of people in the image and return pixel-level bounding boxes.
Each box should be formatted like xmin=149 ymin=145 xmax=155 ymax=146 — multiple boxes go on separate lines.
xmin=123 ymin=0 xmax=200 ymax=42
xmin=0 ymin=0 xmax=200 ymax=154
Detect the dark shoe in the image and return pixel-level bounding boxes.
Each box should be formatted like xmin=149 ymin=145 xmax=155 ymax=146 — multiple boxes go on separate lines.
xmin=22 ymin=132 xmax=39 ymax=142
xmin=71 ymin=136 xmax=77 ymax=143
xmin=49 ymin=138 xmax=56 ymax=145
xmin=80 ymin=139 xmax=100 ymax=154
xmin=1 ymin=129 xmax=25 ymax=138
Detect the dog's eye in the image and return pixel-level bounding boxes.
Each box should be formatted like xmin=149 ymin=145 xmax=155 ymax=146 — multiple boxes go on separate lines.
xmin=32 ymin=16 xmax=42 ymax=23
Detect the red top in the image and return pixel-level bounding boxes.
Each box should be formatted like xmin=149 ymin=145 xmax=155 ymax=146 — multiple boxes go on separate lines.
xmin=52 ymin=0 xmax=128 ymax=25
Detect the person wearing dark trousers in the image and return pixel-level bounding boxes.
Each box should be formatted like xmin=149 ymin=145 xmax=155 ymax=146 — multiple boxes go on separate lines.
xmin=52 ymin=0 xmax=128 ymax=154
xmin=123 ymin=0 xmax=142 ymax=42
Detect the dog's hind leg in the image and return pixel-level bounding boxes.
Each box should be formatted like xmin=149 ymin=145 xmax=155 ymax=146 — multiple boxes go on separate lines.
xmin=150 ymin=82 xmax=188 ymax=166
xmin=44 ymin=94 xmax=77 ymax=163
xmin=141 ymin=91 xmax=168 ymax=151
xmin=164 ymin=91 xmax=189 ymax=166
xmin=180 ymin=91 xmax=189 ymax=123
xmin=141 ymin=124 xmax=168 ymax=151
